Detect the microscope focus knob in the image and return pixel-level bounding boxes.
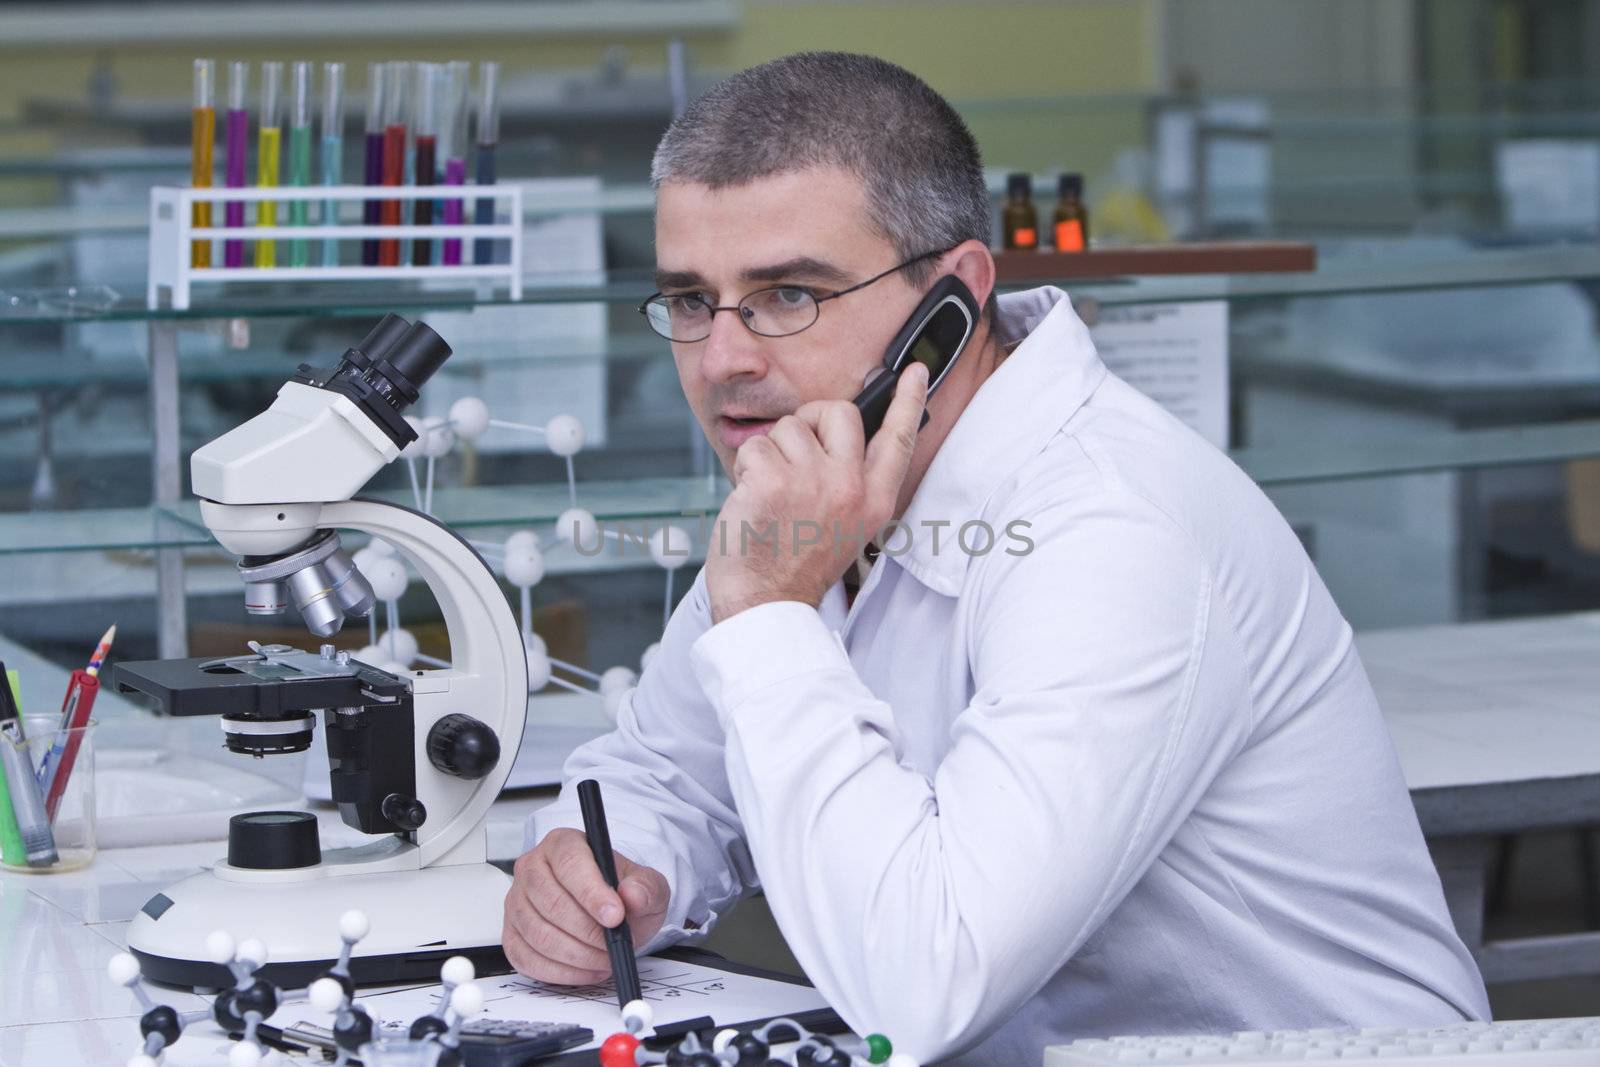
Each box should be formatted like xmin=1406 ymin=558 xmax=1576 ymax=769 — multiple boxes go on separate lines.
xmin=380 ymin=793 xmax=428 ymax=832
xmin=426 ymin=714 xmax=501 ymax=779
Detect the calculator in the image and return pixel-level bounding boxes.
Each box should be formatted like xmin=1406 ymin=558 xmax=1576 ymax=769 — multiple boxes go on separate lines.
xmin=273 ymin=1018 xmax=593 ymax=1066
xmin=454 ymin=1019 xmax=595 ymax=1066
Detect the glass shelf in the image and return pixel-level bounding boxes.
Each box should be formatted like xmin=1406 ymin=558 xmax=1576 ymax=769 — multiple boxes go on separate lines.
xmin=2 ymin=330 xmax=670 ymax=390
xmin=1235 ymin=418 xmax=1600 ymax=486
xmin=10 ymin=408 xmax=1600 ymax=561
xmin=158 ymin=475 xmax=729 ymax=538
xmin=1072 ymin=242 xmax=1600 ymax=308
xmin=0 ymin=506 xmax=213 ymax=554
xmin=6 ymin=242 xmax=1600 ymax=326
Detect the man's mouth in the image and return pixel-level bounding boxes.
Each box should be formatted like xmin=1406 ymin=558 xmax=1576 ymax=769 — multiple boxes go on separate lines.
xmin=716 ymin=413 xmax=781 ymax=449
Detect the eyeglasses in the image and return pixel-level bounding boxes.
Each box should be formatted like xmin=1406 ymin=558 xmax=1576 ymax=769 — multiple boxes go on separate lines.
xmin=638 ymin=249 xmax=946 ymax=343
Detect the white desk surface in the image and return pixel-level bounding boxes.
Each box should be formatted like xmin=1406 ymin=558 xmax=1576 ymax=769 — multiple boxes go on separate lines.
xmin=1357 ymin=611 xmax=1600 ymax=791
xmin=7 ymin=612 xmax=1600 ymax=1063
xmin=0 ymin=754 xmax=559 ymax=1064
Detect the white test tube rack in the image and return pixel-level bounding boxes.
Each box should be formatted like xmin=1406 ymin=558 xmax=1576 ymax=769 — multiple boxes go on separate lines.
xmin=146 ymin=184 xmax=524 ymax=310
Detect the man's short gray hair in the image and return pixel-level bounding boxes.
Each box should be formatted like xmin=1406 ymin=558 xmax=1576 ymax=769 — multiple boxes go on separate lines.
xmin=651 ymin=51 xmax=989 ymax=289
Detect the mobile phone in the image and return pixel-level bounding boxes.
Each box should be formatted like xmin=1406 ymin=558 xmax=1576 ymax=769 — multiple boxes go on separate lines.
xmin=852 ymin=274 xmax=980 ymax=441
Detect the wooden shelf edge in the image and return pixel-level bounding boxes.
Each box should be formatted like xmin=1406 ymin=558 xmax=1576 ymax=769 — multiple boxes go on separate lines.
xmin=993 ymin=241 xmax=1316 ymax=281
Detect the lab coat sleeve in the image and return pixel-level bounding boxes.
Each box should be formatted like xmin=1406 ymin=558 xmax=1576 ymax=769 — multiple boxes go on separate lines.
xmin=689 ymin=489 xmax=1253 ymax=1061
xmin=529 ymin=569 xmax=758 ymax=950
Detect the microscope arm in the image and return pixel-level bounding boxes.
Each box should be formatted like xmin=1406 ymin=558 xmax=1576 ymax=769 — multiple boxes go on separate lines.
xmin=317 ymin=498 xmax=528 ymax=868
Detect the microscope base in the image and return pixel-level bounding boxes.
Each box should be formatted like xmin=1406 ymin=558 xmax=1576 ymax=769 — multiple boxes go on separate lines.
xmin=127 ymin=861 xmax=515 ymax=990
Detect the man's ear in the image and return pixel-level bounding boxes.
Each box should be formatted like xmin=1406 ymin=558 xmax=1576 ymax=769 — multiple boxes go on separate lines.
xmin=943 ymin=239 xmax=996 ymax=311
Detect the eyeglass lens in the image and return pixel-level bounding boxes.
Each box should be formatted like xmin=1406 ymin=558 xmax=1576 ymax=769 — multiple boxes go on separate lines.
xmin=645 ymin=286 xmax=821 ymax=342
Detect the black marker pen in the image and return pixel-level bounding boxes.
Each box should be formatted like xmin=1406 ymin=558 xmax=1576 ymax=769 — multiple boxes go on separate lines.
xmin=578 ymin=778 xmax=644 ymax=1009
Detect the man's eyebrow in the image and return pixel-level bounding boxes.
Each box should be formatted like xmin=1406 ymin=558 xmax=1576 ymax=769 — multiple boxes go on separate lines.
xmin=741 ymin=256 xmax=853 ymax=286
xmin=652 ymin=256 xmax=854 ymax=292
xmin=654 ymin=268 xmax=706 ymax=290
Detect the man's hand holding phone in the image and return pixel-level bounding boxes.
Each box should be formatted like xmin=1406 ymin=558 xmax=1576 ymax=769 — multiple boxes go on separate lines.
xmin=503 ymin=828 xmax=671 ymax=985
xmin=705 ymin=361 xmax=930 ymax=625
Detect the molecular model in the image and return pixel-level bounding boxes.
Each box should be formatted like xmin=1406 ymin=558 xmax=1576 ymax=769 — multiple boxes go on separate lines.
xmin=348 ymin=398 xmax=694 ymax=723
xmin=108 ymin=909 xmax=483 ymax=1067
xmin=600 ymin=1005 xmax=914 ymax=1067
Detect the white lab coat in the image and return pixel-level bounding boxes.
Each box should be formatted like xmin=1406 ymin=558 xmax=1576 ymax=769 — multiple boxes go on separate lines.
xmin=530 ymin=287 xmax=1490 ymax=1065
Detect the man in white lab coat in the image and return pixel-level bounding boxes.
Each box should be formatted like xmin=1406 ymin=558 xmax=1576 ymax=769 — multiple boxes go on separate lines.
xmin=503 ymin=52 xmax=1489 ymax=1064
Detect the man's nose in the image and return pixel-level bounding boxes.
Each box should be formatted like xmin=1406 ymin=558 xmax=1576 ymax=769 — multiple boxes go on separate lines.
xmin=697 ymin=307 xmax=768 ymax=385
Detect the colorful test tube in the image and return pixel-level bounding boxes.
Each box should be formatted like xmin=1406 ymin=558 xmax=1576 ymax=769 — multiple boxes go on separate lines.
xmin=472 ymin=61 xmax=501 ymax=265
xmin=441 ymin=61 xmax=470 ymax=266
xmin=361 ymin=62 xmax=386 ymax=266
xmin=190 ymin=59 xmax=215 ymax=268
xmin=287 ymin=61 xmax=314 ymax=267
xmin=224 ymin=60 xmax=249 ymax=268
xmin=254 ymin=61 xmax=283 ymax=268
xmin=412 ymin=62 xmax=438 ymax=266
xmin=379 ymin=60 xmax=409 ymax=267
xmin=321 ymin=62 xmax=345 ymax=266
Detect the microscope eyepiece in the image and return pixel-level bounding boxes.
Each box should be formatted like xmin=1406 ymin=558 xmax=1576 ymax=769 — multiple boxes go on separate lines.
xmin=355 ymin=313 xmax=412 ymax=364
xmin=291 ymin=314 xmax=454 ymax=451
xmin=385 ymin=322 xmax=452 ymax=394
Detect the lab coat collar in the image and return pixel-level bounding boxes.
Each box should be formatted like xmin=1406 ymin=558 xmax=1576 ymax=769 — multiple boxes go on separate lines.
xmin=888 ymin=286 xmax=1106 ymax=597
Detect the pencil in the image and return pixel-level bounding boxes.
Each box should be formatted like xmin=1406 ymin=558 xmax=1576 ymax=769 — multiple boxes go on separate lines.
xmin=85 ymin=624 xmax=116 ymax=678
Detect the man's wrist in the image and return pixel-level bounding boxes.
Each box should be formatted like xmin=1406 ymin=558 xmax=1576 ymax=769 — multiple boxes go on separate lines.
xmin=709 ymin=586 xmax=822 ymax=625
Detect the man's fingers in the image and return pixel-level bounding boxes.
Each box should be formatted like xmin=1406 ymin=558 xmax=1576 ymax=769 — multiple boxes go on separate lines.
xmin=864 ymin=361 xmax=928 ymax=505
xmin=503 ymin=922 xmax=611 ymax=986
xmin=616 ymin=859 xmax=670 ymax=918
xmin=524 ymin=852 xmax=609 ymax=949
xmin=507 ymin=883 xmax=613 ymax=972
xmin=813 ymin=400 xmax=866 ymax=463
xmin=766 ymin=414 xmax=827 ymax=468
xmin=549 ymin=836 xmax=627 ymax=928
xmin=733 ymin=433 xmax=780 ymax=485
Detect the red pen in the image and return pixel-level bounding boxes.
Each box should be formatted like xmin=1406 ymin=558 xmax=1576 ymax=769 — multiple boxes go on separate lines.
xmin=40 ymin=623 xmax=113 ymax=823
xmin=41 ymin=670 xmax=98 ymax=823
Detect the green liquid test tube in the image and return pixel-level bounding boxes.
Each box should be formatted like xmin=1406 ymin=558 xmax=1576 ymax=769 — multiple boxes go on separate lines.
xmin=287 ymin=61 xmax=314 ymax=267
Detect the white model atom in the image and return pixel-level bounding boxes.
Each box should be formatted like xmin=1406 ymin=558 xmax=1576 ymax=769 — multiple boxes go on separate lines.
xmin=351 ymin=398 xmax=698 ymax=722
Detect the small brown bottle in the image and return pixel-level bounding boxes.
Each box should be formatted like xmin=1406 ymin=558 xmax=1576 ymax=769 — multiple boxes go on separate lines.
xmin=1001 ymin=172 xmax=1039 ymax=250
xmin=1053 ymin=173 xmax=1089 ymax=252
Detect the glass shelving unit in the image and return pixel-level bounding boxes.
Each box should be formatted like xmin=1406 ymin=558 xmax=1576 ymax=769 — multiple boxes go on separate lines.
xmin=6 ymin=179 xmax=1600 ymax=656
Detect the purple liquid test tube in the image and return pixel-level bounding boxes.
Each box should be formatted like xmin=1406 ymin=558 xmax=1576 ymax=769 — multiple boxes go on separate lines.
xmin=224 ymin=60 xmax=250 ymax=268
xmin=442 ymin=157 xmax=466 ymax=264
xmin=440 ymin=62 xmax=470 ymax=266
xmin=361 ymin=62 xmax=386 ymax=266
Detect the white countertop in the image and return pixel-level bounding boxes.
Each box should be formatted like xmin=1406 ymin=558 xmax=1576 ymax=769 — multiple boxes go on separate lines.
xmin=1358 ymin=611 xmax=1600 ymax=791
xmin=0 ymin=765 xmax=558 ymax=1064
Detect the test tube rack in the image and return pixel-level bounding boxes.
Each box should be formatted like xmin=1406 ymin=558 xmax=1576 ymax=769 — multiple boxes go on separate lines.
xmin=146 ymin=183 xmax=524 ymax=310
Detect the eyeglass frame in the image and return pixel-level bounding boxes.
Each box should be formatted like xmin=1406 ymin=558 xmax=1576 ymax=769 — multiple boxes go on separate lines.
xmin=636 ymin=247 xmax=951 ymax=343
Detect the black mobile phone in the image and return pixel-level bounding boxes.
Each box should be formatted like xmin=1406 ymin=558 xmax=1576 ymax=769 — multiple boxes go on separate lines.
xmin=852 ymin=274 xmax=980 ymax=441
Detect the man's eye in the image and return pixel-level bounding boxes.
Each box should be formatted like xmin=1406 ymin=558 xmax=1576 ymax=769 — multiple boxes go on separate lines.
xmin=773 ymin=287 xmax=813 ymax=306
xmin=665 ymin=293 xmax=710 ymax=310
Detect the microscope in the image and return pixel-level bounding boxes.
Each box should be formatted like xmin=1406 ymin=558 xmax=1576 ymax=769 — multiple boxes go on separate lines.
xmin=114 ymin=315 xmax=528 ymax=990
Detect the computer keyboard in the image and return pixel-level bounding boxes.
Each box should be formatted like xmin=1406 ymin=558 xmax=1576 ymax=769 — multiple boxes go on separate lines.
xmin=1044 ymin=1018 xmax=1600 ymax=1067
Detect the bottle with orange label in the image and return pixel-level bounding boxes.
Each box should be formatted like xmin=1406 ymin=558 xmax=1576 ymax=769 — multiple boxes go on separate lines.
xmin=1053 ymin=173 xmax=1089 ymax=252
xmin=1001 ymin=172 xmax=1039 ymax=250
